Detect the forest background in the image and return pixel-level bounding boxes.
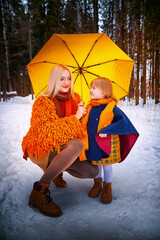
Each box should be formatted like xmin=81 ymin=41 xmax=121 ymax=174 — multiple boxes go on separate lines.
xmin=0 ymin=0 xmax=160 ymax=105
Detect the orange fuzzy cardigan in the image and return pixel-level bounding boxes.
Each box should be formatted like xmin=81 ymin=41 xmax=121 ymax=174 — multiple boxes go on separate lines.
xmin=22 ymin=94 xmax=82 ymax=160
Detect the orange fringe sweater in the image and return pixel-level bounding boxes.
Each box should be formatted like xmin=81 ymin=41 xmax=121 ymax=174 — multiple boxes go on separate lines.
xmin=22 ymin=94 xmax=83 ymax=160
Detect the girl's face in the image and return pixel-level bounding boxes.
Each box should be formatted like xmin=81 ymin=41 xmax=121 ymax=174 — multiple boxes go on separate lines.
xmin=90 ymin=84 xmax=105 ymax=99
xmin=59 ymin=70 xmax=71 ymax=93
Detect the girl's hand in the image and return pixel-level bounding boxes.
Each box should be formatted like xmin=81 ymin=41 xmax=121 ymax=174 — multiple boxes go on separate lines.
xmin=75 ymin=102 xmax=87 ymax=119
xmin=78 ymin=101 xmax=85 ymax=107
xmin=99 ymin=134 xmax=108 ymax=138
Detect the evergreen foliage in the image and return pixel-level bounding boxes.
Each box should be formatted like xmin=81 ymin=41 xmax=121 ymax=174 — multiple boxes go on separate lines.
xmin=0 ymin=0 xmax=159 ymax=103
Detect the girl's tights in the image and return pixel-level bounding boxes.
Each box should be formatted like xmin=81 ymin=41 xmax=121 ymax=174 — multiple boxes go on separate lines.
xmin=95 ymin=165 xmax=113 ymax=183
xmin=39 ymin=138 xmax=99 ymax=184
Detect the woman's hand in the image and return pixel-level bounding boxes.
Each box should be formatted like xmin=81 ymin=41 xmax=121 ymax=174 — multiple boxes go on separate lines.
xmin=99 ymin=134 xmax=108 ymax=138
xmin=75 ymin=101 xmax=87 ymax=119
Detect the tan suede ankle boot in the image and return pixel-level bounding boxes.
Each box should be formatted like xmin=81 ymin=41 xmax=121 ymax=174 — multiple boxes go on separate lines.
xmin=101 ymin=182 xmax=112 ymax=204
xmin=29 ymin=182 xmax=62 ymax=217
xmin=88 ymin=178 xmax=102 ymax=198
xmin=53 ymin=172 xmax=67 ymax=188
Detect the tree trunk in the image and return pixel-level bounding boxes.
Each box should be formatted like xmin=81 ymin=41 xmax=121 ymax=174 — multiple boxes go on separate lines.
xmin=149 ymin=53 xmax=152 ymax=98
xmin=115 ymin=0 xmax=119 ymax=44
xmin=155 ymin=49 xmax=159 ymax=104
xmin=120 ymin=0 xmax=127 ymax=53
xmin=143 ymin=43 xmax=146 ymax=104
xmin=28 ymin=0 xmax=34 ymax=99
xmin=141 ymin=25 xmax=146 ymax=104
xmin=128 ymin=14 xmax=134 ymax=100
xmin=0 ymin=0 xmax=9 ymax=101
xmin=93 ymin=0 xmax=98 ymax=33
xmin=151 ymin=48 xmax=155 ymax=99
xmin=136 ymin=18 xmax=140 ymax=105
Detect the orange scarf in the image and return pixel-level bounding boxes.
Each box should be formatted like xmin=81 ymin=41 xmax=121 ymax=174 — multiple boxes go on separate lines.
xmin=80 ymin=98 xmax=117 ymax=160
xmin=66 ymin=98 xmax=75 ymax=116
xmin=54 ymin=91 xmax=78 ymax=117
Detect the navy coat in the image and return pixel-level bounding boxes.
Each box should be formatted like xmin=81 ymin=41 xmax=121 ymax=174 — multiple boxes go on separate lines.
xmin=85 ymin=105 xmax=139 ymax=162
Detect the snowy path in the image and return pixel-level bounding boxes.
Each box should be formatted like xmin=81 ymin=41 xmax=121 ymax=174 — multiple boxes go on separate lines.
xmin=0 ymin=96 xmax=160 ymax=240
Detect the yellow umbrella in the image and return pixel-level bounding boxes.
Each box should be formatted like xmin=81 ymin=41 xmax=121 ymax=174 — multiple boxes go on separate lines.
xmin=27 ymin=33 xmax=134 ymax=103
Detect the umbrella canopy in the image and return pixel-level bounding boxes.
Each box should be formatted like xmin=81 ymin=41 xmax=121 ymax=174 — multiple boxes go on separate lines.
xmin=27 ymin=33 xmax=134 ymax=103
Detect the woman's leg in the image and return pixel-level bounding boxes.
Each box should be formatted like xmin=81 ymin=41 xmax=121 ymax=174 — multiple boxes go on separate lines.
xmin=103 ymin=165 xmax=113 ymax=183
xmin=39 ymin=139 xmax=83 ymax=184
xmin=66 ymin=159 xmax=99 ymax=178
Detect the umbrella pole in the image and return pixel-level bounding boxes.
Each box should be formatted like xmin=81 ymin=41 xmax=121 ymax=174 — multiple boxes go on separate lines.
xmin=80 ymin=74 xmax=83 ymax=101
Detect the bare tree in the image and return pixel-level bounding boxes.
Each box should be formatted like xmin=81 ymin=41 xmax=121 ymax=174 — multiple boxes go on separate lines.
xmin=141 ymin=23 xmax=147 ymax=104
xmin=155 ymin=49 xmax=159 ymax=103
xmin=0 ymin=0 xmax=9 ymax=101
xmin=93 ymin=0 xmax=98 ymax=33
xmin=28 ymin=0 xmax=34 ymax=99
xmin=136 ymin=17 xmax=140 ymax=105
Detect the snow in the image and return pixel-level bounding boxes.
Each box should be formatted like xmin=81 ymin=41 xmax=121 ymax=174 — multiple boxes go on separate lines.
xmin=0 ymin=95 xmax=160 ymax=240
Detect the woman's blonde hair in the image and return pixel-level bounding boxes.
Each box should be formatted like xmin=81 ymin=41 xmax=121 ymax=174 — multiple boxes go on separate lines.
xmin=91 ymin=77 xmax=114 ymax=99
xmin=41 ymin=64 xmax=74 ymax=99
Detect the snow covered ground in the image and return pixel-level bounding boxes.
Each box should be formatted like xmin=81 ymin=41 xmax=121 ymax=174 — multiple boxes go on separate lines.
xmin=0 ymin=95 xmax=160 ymax=240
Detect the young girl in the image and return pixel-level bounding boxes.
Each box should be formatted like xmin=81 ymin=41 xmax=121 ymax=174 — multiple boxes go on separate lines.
xmin=80 ymin=77 xmax=139 ymax=203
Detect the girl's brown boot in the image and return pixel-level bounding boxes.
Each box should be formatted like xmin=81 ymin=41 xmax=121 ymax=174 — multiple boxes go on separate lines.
xmin=88 ymin=178 xmax=102 ymax=198
xmin=101 ymin=182 xmax=112 ymax=203
xmin=29 ymin=181 xmax=62 ymax=217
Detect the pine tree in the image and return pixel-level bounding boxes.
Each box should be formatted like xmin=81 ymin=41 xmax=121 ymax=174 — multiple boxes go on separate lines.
xmin=45 ymin=0 xmax=64 ymax=38
xmin=144 ymin=0 xmax=160 ymax=103
xmin=64 ymin=0 xmax=79 ymax=33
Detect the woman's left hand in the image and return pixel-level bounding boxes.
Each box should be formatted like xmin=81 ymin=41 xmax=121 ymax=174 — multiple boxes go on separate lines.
xmin=99 ymin=134 xmax=108 ymax=138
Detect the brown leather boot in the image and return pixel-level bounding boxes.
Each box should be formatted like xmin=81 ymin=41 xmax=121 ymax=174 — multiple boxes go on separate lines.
xmin=88 ymin=178 xmax=102 ymax=198
xmin=53 ymin=172 xmax=67 ymax=188
xmin=29 ymin=182 xmax=62 ymax=217
xmin=101 ymin=182 xmax=112 ymax=204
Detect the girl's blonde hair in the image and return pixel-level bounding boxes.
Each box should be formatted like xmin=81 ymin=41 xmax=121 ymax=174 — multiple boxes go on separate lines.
xmin=41 ymin=64 xmax=74 ymax=99
xmin=91 ymin=77 xmax=114 ymax=99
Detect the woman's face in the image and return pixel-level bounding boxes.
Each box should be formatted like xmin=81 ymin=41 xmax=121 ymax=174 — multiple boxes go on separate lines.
xmin=90 ymin=84 xmax=105 ymax=100
xmin=59 ymin=69 xmax=71 ymax=93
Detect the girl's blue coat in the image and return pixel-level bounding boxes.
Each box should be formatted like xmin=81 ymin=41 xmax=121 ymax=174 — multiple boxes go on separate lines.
xmin=85 ymin=105 xmax=139 ymax=162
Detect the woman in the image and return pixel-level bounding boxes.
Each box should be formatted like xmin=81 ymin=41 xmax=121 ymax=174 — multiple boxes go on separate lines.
xmin=22 ymin=64 xmax=98 ymax=217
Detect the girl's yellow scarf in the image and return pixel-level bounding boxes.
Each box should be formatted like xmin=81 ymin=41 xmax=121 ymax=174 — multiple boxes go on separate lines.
xmin=80 ymin=98 xmax=117 ymax=160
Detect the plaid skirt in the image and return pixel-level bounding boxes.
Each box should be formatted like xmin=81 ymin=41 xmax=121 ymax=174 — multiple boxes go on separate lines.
xmin=92 ymin=134 xmax=121 ymax=165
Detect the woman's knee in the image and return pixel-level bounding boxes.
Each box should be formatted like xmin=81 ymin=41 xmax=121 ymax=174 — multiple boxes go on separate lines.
xmin=69 ymin=138 xmax=83 ymax=154
xmin=80 ymin=162 xmax=99 ymax=178
xmin=89 ymin=165 xmax=99 ymax=178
